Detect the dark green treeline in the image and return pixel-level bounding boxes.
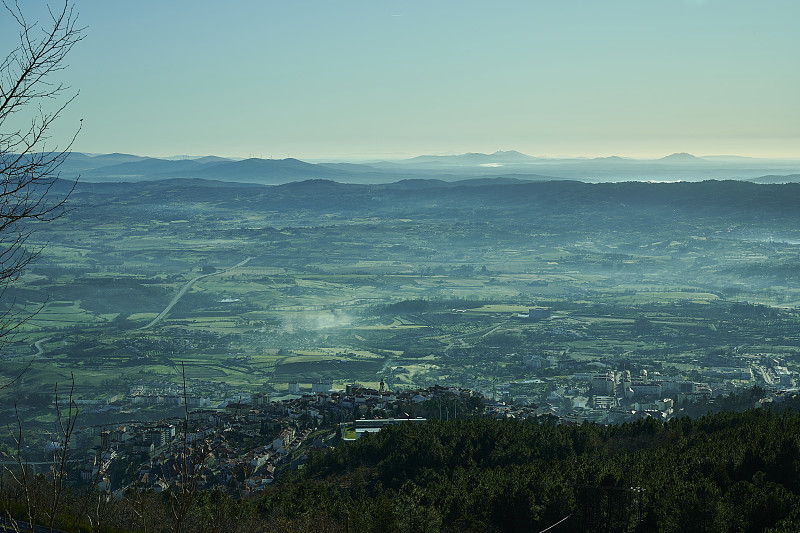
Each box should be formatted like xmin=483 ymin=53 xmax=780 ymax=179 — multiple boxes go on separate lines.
xmin=4 ymin=406 xmax=800 ymax=532
xmin=267 ymin=406 xmax=800 ymax=532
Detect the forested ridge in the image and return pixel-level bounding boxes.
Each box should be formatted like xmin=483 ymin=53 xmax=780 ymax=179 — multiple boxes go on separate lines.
xmin=264 ymin=405 xmax=800 ymax=532
xmin=4 ymin=403 xmax=800 ymax=532
xmin=65 ymin=178 xmax=800 ymax=223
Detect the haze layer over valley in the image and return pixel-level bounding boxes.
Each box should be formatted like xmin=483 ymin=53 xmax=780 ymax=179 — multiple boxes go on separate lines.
xmin=55 ymin=150 xmax=800 ymax=185
xmin=3 ymin=164 xmax=800 ymax=431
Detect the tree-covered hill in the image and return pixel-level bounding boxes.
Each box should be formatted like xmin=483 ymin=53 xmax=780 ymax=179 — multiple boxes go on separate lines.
xmin=65 ymin=178 xmax=800 ymax=225
xmin=4 ymin=406 xmax=800 ymax=532
xmin=268 ymin=406 xmax=800 ymax=532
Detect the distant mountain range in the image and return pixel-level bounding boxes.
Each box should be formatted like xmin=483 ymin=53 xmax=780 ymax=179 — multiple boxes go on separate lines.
xmin=406 ymin=150 xmax=540 ymax=165
xmin=657 ymin=152 xmax=708 ymax=163
xmin=51 ymin=150 xmax=800 ymax=185
xmin=58 ymin=153 xmax=349 ymax=184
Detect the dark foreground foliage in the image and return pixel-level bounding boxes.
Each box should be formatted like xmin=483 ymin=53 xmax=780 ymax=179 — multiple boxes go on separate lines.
xmin=4 ymin=406 xmax=800 ymax=532
xmin=289 ymin=407 xmax=800 ymax=533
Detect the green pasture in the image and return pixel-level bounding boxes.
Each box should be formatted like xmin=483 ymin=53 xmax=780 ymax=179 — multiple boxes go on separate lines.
xmin=468 ymin=305 xmax=532 ymax=314
xmin=181 ymin=364 xmax=259 ymax=383
xmin=127 ymin=312 xmax=158 ymax=321
xmin=280 ymin=354 xmax=337 ymax=364
xmin=37 ymin=245 xmax=93 ymax=262
xmin=21 ymin=301 xmax=103 ymax=330
xmin=166 ymin=318 xmax=241 ymax=332
xmin=609 ymin=291 xmax=721 ymax=304
xmin=8 ymin=183 xmax=800 ymax=422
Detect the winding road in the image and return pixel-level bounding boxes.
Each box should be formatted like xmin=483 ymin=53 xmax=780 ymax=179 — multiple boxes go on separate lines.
xmin=20 ymin=258 xmax=253 ymax=366
xmin=139 ymin=257 xmax=253 ymax=330
xmin=32 ymin=337 xmax=50 ymax=357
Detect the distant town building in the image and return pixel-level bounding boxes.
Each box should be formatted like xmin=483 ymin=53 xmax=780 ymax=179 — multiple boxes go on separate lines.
xmin=311 ymin=380 xmax=333 ymax=393
xmin=528 ymin=307 xmax=551 ymax=320
xmin=706 ymin=367 xmax=753 ymax=381
xmin=343 ymin=418 xmax=427 ymax=441
xmin=629 ymin=382 xmax=662 ymax=397
xmin=272 ymin=427 xmax=295 ymax=451
xmin=659 ymin=380 xmax=696 ymax=395
xmin=525 ymin=356 xmax=551 ymax=369
xmin=591 ymin=372 xmax=615 ymax=396
xmin=516 ymin=307 xmax=551 ymax=321
xmin=775 ymin=367 xmax=794 ymax=386
xmin=592 ymin=396 xmax=616 ymax=409
xmin=252 ymin=392 xmax=270 ymax=408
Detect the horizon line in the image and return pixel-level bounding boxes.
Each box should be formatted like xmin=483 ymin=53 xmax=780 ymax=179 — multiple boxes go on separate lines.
xmin=68 ymin=150 xmax=800 ymax=163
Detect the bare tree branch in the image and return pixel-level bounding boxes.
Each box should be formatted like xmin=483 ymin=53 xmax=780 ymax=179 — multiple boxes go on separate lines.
xmin=48 ymin=374 xmax=77 ymax=532
xmin=0 ymin=0 xmax=83 ymax=388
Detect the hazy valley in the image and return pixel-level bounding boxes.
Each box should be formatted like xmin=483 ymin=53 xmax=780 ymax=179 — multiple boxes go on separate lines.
xmin=4 ymin=150 xmax=800 ymax=531
xmin=4 ymin=0 xmax=800 ymax=528
xmin=4 ymin=159 xmax=800 ymax=430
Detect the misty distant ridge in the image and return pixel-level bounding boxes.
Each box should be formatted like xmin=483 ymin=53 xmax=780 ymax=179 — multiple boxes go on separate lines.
xmin=749 ymin=174 xmax=800 ymax=184
xmin=657 ymin=152 xmax=707 ymax=162
xmin=406 ymin=150 xmax=707 ymax=165
xmin=55 ymin=150 xmax=800 ymax=185
xmin=407 ymin=150 xmax=539 ymax=164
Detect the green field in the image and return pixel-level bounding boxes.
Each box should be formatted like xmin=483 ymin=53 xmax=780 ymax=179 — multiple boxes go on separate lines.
xmin=2 ymin=179 xmax=800 ymax=428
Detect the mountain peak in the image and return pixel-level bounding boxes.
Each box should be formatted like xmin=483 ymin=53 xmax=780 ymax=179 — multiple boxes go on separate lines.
xmin=407 ymin=150 xmax=536 ymax=164
xmin=490 ymin=150 xmax=537 ymax=160
xmin=659 ymin=152 xmax=704 ymax=162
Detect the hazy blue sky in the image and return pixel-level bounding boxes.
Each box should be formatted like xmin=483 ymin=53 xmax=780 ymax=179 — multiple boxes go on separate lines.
xmin=4 ymin=0 xmax=799 ymax=159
